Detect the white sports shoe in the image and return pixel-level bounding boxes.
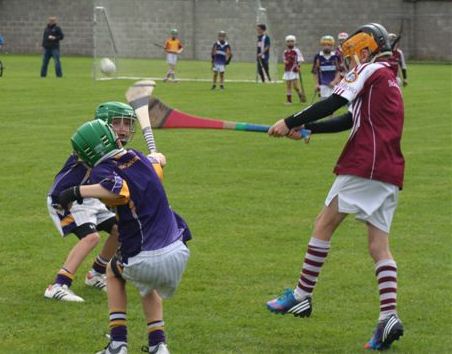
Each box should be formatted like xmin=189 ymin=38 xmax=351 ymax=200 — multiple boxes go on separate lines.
xmin=85 ymin=270 xmax=107 ymax=292
xmin=44 ymin=284 xmax=85 ymax=302
xmin=148 ymin=343 xmax=170 ymax=354
xmin=96 ymin=342 xmax=128 ymax=354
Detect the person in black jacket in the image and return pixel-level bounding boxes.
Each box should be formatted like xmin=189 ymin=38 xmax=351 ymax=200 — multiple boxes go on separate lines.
xmin=41 ymin=16 xmax=64 ymax=77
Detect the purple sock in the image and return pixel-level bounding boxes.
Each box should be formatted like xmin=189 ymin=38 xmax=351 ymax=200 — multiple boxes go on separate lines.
xmin=110 ymin=311 xmax=127 ymax=342
xmin=54 ymin=268 xmax=73 ymax=287
xmin=148 ymin=320 xmax=165 ymax=346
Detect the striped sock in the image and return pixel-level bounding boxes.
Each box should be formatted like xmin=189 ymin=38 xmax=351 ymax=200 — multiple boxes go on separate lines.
xmin=375 ymin=259 xmax=398 ymax=321
xmin=92 ymin=255 xmax=109 ymax=274
xmin=109 ymin=310 xmax=127 ymax=342
xmin=148 ymin=320 xmax=166 ymax=348
xmin=54 ymin=268 xmax=74 ymax=287
xmin=294 ymin=237 xmax=331 ymax=300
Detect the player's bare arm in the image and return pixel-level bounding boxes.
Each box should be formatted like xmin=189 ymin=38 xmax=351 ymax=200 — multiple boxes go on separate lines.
xmin=57 ymin=184 xmax=121 ymax=210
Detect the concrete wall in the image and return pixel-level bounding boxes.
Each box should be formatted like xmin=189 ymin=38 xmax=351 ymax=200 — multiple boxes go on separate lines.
xmin=0 ymin=0 xmax=450 ymax=61
xmin=0 ymin=0 xmax=93 ymax=55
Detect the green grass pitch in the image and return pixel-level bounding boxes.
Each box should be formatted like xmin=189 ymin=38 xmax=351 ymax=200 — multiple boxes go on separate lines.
xmin=0 ymin=55 xmax=450 ymax=353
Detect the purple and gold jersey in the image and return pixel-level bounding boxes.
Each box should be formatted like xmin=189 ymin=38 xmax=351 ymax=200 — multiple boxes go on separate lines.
xmin=48 ymin=154 xmax=90 ymax=203
xmin=312 ymin=51 xmax=340 ymax=85
xmin=91 ymin=149 xmax=183 ymax=261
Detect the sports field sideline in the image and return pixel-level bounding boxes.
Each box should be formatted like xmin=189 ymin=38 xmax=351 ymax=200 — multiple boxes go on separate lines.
xmin=0 ymin=55 xmax=450 ymax=353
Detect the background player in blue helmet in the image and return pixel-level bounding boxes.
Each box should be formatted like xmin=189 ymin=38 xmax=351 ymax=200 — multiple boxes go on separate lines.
xmin=58 ymin=120 xmax=190 ymax=354
xmin=211 ymin=31 xmax=232 ymax=90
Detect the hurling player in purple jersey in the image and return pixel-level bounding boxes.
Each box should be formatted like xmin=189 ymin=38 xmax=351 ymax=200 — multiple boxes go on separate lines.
xmin=45 ymin=102 xmax=137 ymax=302
xmin=57 ymin=120 xmax=190 ymax=354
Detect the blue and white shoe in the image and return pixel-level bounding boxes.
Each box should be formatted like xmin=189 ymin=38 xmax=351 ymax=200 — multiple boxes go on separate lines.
xmin=266 ymin=288 xmax=312 ymax=317
xmin=96 ymin=341 xmax=128 ymax=354
xmin=141 ymin=342 xmax=170 ymax=353
xmin=364 ymin=314 xmax=404 ymax=350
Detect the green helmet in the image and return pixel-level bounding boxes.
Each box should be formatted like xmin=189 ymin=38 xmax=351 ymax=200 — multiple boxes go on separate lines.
xmin=94 ymin=101 xmax=136 ymax=144
xmin=71 ymin=120 xmax=123 ymax=167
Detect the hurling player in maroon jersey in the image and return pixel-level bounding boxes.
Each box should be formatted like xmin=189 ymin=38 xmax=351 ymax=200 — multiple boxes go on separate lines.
xmin=267 ymin=23 xmax=405 ymax=351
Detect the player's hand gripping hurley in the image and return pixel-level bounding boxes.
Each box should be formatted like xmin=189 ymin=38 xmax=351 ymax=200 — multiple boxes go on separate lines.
xmin=125 ymin=80 xmax=157 ymax=153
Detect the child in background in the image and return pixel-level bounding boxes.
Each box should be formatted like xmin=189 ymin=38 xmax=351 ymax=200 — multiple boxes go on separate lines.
xmin=388 ymin=33 xmax=408 ymax=87
xmin=336 ymin=32 xmax=349 ymax=76
xmin=312 ymin=35 xmax=341 ymax=100
xmin=282 ymin=35 xmax=305 ymax=104
xmin=163 ymin=29 xmax=183 ymax=82
xmin=211 ymin=31 xmax=232 ymax=90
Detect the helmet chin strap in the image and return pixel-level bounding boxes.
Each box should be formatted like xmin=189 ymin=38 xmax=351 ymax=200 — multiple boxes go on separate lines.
xmin=95 ymin=148 xmax=125 ymax=166
xmin=371 ymin=51 xmax=393 ymax=62
xmin=352 ymin=53 xmax=361 ymax=68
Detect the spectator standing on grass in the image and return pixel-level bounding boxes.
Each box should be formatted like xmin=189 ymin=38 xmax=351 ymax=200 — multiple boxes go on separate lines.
xmin=257 ymin=24 xmax=271 ymax=82
xmin=41 ymin=16 xmax=64 ymax=78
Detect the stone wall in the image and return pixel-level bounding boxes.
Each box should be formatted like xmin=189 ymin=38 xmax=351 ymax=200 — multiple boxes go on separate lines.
xmin=0 ymin=0 xmax=450 ymax=61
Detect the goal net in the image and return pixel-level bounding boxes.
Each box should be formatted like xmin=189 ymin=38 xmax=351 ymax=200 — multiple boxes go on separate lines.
xmin=93 ymin=0 xmax=280 ymax=82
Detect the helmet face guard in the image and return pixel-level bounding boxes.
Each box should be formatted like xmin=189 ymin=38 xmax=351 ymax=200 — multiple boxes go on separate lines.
xmin=110 ymin=117 xmax=136 ymax=144
xmin=95 ymin=101 xmax=137 ymax=145
xmin=71 ymin=120 xmax=123 ymax=167
xmin=341 ymin=23 xmax=391 ymax=69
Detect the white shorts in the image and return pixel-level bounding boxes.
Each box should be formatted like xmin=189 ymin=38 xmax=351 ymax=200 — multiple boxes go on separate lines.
xmin=319 ymin=85 xmax=333 ymax=98
xmin=166 ymin=53 xmax=178 ymax=65
xmin=283 ymin=71 xmax=298 ymax=81
xmin=47 ymin=196 xmax=115 ymax=237
xmin=212 ymin=63 xmax=225 ymax=73
xmin=122 ymin=240 xmax=190 ymax=298
xmin=325 ymin=175 xmax=399 ymax=233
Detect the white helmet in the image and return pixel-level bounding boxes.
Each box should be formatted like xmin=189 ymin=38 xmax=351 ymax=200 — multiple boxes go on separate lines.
xmin=285 ymin=35 xmax=296 ymax=43
xmin=337 ymin=32 xmax=349 ymax=41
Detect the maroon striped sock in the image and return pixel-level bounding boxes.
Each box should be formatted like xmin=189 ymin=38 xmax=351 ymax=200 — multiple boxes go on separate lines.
xmin=294 ymin=237 xmax=331 ymax=300
xmin=375 ymin=259 xmax=398 ymax=321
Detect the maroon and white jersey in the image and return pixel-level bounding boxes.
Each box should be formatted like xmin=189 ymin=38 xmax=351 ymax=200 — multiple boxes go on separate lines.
xmin=283 ymin=47 xmax=304 ymax=72
xmin=332 ymin=62 xmax=405 ymax=188
xmin=388 ymin=48 xmax=407 ymax=78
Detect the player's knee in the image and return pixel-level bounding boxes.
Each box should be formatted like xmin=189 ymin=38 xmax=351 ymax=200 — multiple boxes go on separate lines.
xmin=313 ymin=213 xmax=336 ymax=238
xmin=368 ymin=239 xmax=391 ymax=261
xmin=81 ymin=232 xmax=100 ymax=248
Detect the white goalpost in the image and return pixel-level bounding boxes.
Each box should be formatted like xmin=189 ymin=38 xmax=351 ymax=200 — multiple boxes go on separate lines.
xmin=93 ymin=6 xmax=119 ymax=80
xmin=92 ymin=0 xmax=281 ymax=82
